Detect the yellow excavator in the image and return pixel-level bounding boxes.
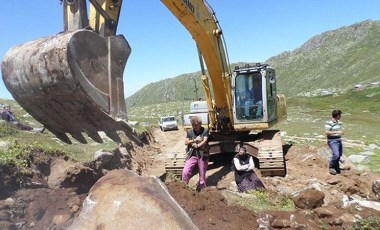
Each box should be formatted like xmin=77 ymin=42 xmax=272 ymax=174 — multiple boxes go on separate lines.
xmin=1 ymin=0 xmax=287 ymax=176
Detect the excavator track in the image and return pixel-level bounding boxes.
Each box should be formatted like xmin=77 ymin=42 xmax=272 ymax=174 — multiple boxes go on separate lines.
xmin=255 ymin=130 xmax=286 ymax=177
xmin=258 ymin=145 xmax=286 ymax=176
xmin=165 ymin=152 xmax=187 ymax=178
xmin=1 ymin=30 xmax=140 ymax=144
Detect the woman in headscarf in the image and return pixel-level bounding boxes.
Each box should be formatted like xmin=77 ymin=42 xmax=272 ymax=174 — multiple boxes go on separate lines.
xmin=233 ymin=146 xmax=265 ymax=192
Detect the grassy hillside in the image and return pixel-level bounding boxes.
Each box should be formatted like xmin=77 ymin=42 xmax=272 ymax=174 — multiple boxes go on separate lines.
xmin=269 ymin=20 xmax=380 ymax=97
xmin=126 ymin=73 xmax=204 ymax=107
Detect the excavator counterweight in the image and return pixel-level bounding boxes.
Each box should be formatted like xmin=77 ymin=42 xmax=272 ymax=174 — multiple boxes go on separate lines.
xmin=1 ymin=29 xmax=139 ymax=144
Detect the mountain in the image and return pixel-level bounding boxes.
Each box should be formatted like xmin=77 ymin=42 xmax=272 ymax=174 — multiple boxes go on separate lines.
xmin=127 ymin=20 xmax=380 ymax=106
xmin=126 ymin=73 xmax=203 ymax=107
xmin=269 ymin=20 xmax=380 ymax=97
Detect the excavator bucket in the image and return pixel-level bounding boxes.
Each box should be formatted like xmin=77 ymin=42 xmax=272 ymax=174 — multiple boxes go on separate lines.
xmin=1 ymin=29 xmax=140 ymax=144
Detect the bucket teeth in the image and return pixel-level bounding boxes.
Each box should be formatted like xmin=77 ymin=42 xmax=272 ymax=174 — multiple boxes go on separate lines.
xmin=50 ymin=131 xmax=72 ymax=144
xmin=71 ymin=133 xmax=88 ymax=144
xmin=87 ymin=131 xmax=104 ymax=143
xmin=105 ymin=130 xmax=122 ymax=143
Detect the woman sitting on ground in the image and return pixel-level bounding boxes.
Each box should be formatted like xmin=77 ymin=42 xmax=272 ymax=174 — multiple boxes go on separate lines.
xmin=233 ymin=146 xmax=265 ymax=193
xmin=1 ymin=104 xmax=44 ymax=133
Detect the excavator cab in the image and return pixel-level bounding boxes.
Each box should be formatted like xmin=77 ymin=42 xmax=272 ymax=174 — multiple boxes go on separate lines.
xmin=1 ymin=0 xmax=140 ymax=144
xmin=232 ymin=64 xmax=282 ymax=130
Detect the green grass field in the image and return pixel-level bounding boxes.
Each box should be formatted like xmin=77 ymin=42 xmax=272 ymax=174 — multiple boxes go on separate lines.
xmin=276 ymin=87 xmax=380 ymax=144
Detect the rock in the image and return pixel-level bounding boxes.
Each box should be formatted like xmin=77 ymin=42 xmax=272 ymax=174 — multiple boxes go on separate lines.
xmin=341 ymin=185 xmax=361 ymax=196
xmin=317 ymin=146 xmax=331 ymax=160
xmin=0 ymin=141 xmax=10 ymax=151
xmin=293 ymin=189 xmax=325 ymax=209
xmin=0 ymin=198 xmax=14 ymax=209
xmin=326 ymin=178 xmax=341 ymax=185
xmin=257 ymin=213 xmax=273 ymax=230
xmin=118 ymin=146 xmax=131 ymax=158
xmin=69 ymin=205 xmax=80 ymax=213
xmin=229 ymin=181 xmax=238 ymax=192
xmin=94 ymin=150 xmax=114 ymax=163
xmin=53 ymin=214 xmax=72 ymax=225
xmin=0 ymin=221 xmax=16 ymax=230
xmin=359 ymin=151 xmax=375 ymax=156
xmin=4 ymin=198 xmax=14 ymax=205
xmin=0 ymin=211 xmax=10 ymax=221
xmin=310 ymin=182 xmax=322 ymax=191
xmin=339 ymin=163 xmax=351 ymax=170
xmin=342 ymin=195 xmax=380 ymax=211
xmin=347 ymin=155 xmax=370 ymax=163
xmin=292 ymin=223 xmax=307 ymax=230
xmin=349 ymin=194 xmax=363 ymax=201
xmin=372 ymin=179 xmax=380 ymax=199
xmin=337 ymin=213 xmax=357 ymax=224
xmin=314 ymin=207 xmax=334 ymax=218
xmin=68 ymin=169 xmax=197 ymax=230
xmin=271 ymin=218 xmax=291 ymax=228
xmin=365 ymin=144 xmax=378 ymax=150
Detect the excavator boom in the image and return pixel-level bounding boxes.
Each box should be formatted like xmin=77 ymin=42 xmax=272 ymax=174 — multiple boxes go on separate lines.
xmin=162 ymin=0 xmax=233 ymax=129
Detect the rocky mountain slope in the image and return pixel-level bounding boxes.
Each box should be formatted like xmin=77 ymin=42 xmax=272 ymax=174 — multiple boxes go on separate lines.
xmin=269 ymin=20 xmax=380 ymax=97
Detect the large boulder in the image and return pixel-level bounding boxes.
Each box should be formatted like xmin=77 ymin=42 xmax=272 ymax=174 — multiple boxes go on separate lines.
xmin=68 ymin=169 xmax=197 ymax=230
xmin=373 ymin=179 xmax=380 ymax=200
xmin=293 ymin=189 xmax=325 ymax=209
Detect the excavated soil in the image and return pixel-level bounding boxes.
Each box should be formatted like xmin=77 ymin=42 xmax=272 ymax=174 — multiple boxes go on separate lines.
xmin=0 ymin=127 xmax=380 ymax=229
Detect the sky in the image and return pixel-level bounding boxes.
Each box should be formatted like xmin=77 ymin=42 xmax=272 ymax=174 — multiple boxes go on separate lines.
xmin=1 ymin=0 xmax=379 ymax=99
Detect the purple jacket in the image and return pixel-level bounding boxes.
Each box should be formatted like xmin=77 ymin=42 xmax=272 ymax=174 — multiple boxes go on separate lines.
xmin=1 ymin=110 xmax=18 ymax=124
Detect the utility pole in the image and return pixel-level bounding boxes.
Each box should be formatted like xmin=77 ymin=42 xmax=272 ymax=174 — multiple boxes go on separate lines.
xmin=193 ymin=78 xmax=199 ymax=100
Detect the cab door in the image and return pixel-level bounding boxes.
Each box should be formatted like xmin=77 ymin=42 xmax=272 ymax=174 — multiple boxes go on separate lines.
xmin=264 ymin=69 xmax=277 ymax=121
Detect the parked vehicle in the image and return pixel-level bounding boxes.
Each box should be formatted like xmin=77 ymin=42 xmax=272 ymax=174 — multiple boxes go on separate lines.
xmin=159 ymin=116 xmax=178 ymax=132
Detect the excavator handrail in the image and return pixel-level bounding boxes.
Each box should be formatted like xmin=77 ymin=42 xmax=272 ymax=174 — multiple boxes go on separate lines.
xmin=203 ymin=0 xmax=232 ymax=75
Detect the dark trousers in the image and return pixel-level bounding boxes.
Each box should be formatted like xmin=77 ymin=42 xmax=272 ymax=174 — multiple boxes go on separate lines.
xmin=328 ymin=139 xmax=342 ymax=172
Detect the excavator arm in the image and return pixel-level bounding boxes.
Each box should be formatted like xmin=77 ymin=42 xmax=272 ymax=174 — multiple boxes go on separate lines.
xmin=64 ymin=0 xmax=122 ymax=36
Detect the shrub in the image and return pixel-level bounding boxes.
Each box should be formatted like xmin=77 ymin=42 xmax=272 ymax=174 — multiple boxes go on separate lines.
xmin=349 ymin=215 xmax=380 ymax=230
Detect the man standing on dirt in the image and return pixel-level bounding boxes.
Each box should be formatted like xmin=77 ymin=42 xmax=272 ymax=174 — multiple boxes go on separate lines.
xmin=324 ymin=109 xmax=344 ymax=175
xmin=182 ymin=116 xmax=209 ymax=191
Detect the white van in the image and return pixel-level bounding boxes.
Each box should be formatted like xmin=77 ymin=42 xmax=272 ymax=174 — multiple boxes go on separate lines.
xmin=159 ymin=116 xmax=178 ymax=132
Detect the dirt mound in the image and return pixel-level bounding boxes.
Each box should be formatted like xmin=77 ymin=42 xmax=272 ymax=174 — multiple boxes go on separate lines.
xmin=0 ymin=128 xmax=380 ymax=229
xmin=166 ymin=182 xmax=259 ymax=229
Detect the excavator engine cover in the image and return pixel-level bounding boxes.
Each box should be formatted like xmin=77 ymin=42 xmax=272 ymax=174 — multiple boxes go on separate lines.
xmin=1 ymin=29 xmax=139 ymax=144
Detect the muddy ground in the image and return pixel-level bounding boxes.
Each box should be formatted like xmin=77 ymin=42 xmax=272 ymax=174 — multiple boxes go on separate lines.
xmin=0 ymin=127 xmax=380 ymax=229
